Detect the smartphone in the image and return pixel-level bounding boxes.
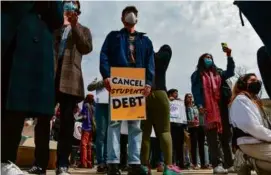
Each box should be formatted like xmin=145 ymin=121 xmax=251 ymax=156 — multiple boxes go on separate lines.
xmin=221 ymin=43 xmax=228 ymax=52
xmin=221 ymin=42 xmax=228 ymax=48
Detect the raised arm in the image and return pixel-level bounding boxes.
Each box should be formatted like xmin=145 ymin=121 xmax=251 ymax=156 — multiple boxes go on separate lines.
xmin=72 ymin=25 xmax=92 ymax=54
xmin=87 ymin=80 xmax=105 ymax=91
xmin=221 ymin=56 xmax=235 ymax=80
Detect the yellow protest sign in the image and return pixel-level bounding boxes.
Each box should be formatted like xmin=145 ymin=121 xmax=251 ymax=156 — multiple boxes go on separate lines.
xmin=110 ymin=67 xmax=146 ymax=121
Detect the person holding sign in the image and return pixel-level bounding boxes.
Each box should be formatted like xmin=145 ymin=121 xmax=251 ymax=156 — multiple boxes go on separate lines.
xmin=140 ymin=45 xmax=183 ymax=175
xmin=168 ymin=89 xmax=187 ymax=170
xmin=191 ymin=45 xmax=235 ymax=174
xmin=99 ymin=5 xmax=155 ymax=175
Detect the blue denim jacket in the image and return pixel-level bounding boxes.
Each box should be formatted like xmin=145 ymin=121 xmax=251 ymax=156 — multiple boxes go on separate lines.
xmin=191 ymin=56 xmax=235 ymax=107
xmin=99 ymin=28 xmax=155 ymax=86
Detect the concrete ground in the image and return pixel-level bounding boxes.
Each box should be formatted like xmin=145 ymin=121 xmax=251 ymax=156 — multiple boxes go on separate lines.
xmin=24 ymin=168 xmax=257 ymax=175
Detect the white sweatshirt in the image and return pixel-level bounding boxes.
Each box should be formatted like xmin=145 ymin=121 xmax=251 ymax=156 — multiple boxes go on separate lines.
xmin=229 ymin=94 xmax=271 ymax=145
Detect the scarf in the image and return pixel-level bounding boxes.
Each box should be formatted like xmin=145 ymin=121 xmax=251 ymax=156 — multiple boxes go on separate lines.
xmin=202 ymin=70 xmax=222 ymax=133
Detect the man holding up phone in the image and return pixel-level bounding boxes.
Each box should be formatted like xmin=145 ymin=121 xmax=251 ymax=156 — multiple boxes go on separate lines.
xmin=27 ymin=1 xmax=92 ymax=174
xmin=53 ymin=1 xmax=93 ymax=174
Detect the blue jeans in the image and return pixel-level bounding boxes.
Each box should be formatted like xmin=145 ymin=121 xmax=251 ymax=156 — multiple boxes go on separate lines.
xmin=107 ymin=120 xmax=142 ymax=164
xmin=196 ymin=144 xmax=210 ymax=165
xmin=95 ymin=104 xmax=109 ymax=165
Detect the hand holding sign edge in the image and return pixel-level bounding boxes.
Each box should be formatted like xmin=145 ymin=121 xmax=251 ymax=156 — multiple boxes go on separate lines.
xmin=104 ymin=78 xmax=111 ymax=92
xmin=143 ymin=84 xmax=151 ymax=97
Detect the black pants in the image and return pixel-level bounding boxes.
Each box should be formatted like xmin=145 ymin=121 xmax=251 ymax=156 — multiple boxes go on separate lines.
xmin=1 ymin=38 xmax=51 ymax=168
xmin=150 ymin=137 xmax=163 ymax=168
xmin=34 ymin=117 xmax=52 ymax=169
xmin=206 ymin=128 xmax=233 ymax=168
xmin=56 ymin=93 xmax=77 ymax=168
xmin=188 ymin=126 xmax=206 ymax=166
xmin=120 ymin=134 xmax=128 ymax=168
xmin=170 ymin=123 xmax=185 ymax=168
xmin=1 ymin=111 xmax=51 ymax=169
xmin=2 ymin=111 xmax=26 ymax=163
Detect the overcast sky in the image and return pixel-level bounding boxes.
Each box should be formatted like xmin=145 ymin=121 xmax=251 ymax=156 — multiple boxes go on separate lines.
xmin=78 ymin=1 xmax=267 ymax=98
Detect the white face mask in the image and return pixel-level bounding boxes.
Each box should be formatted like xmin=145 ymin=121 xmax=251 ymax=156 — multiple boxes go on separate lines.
xmin=124 ymin=12 xmax=137 ymax=25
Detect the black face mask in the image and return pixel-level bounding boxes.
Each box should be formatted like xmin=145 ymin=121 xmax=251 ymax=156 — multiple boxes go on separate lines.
xmin=247 ymin=81 xmax=262 ymax=95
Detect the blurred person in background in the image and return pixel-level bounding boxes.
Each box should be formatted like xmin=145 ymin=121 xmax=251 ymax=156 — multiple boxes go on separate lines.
xmin=167 ymin=89 xmax=187 ymax=170
xmin=88 ymin=78 xmax=109 ymax=173
xmin=1 ymin=1 xmax=63 ymax=175
xmin=80 ymin=94 xmax=96 ymax=169
xmin=184 ymin=93 xmax=209 ymax=169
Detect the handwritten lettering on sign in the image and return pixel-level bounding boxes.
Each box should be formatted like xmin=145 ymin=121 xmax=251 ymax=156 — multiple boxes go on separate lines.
xmin=110 ymin=67 xmax=146 ymax=121
xmin=169 ymin=100 xmax=187 ymax=124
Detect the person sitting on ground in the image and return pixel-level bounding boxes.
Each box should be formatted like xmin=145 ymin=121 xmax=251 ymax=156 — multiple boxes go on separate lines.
xmin=229 ymin=73 xmax=271 ymax=173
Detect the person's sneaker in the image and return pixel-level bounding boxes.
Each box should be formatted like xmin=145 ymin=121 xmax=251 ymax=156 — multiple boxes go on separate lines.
xmin=1 ymin=161 xmax=24 ymax=175
xmin=107 ymin=164 xmax=121 ymax=175
xmin=201 ymin=164 xmax=212 ymax=169
xmin=227 ymin=166 xmax=236 ymax=173
xmin=55 ymin=167 xmax=70 ymax=175
xmin=97 ymin=164 xmax=108 ymax=174
xmin=140 ymin=165 xmax=152 ymax=175
xmin=191 ymin=164 xmax=200 ymax=170
xmin=157 ymin=163 xmax=164 ymax=172
xmin=213 ymin=165 xmax=228 ymax=174
xmin=27 ymin=166 xmax=46 ymax=175
xmin=163 ymin=165 xmax=183 ymax=175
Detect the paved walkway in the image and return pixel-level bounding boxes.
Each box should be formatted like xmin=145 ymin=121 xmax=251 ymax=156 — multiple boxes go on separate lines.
xmin=27 ymin=168 xmax=256 ymax=175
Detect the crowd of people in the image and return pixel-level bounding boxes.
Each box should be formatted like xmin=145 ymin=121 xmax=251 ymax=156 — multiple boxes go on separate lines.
xmin=1 ymin=1 xmax=271 ymax=175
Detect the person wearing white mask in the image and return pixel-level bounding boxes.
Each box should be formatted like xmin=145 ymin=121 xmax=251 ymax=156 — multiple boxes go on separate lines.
xmin=100 ymin=5 xmax=155 ymax=175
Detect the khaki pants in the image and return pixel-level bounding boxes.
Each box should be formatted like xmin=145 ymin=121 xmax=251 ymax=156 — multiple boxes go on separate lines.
xmin=240 ymin=143 xmax=271 ymax=172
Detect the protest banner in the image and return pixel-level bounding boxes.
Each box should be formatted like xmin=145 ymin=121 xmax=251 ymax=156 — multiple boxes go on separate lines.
xmin=169 ymin=99 xmax=187 ymax=124
xmin=110 ymin=67 xmax=146 ymax=121
xmin=73 ymin=122 xmax=82 ymax=140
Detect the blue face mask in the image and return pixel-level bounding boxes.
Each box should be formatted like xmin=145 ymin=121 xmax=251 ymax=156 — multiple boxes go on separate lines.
xmin=64 ymin=2 xmax=77 ymax=12
xmin=204 ymin=58 xmax=213 ymax=68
